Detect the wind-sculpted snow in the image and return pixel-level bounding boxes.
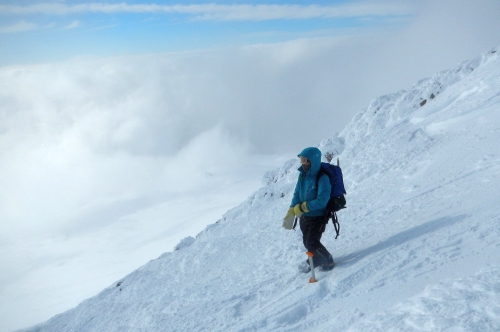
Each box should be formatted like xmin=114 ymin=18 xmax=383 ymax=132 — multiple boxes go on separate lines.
xmin=348 ymin=267 xmax=500 ymax=331
xmin=22 ymin=48 xmax=500 ymax=332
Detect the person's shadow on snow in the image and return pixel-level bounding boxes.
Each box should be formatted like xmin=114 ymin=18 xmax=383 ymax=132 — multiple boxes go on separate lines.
xmin=336 ymin=214 xmax=468 ymax=267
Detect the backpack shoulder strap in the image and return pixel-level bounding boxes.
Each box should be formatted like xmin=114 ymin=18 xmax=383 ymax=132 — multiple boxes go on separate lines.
xmin=315 ymin=167 xmax=329 ymax=188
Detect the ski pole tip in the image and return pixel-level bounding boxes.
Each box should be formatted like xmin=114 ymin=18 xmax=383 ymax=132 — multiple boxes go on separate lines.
xmin=309 ymin=277 xmax=317 ymax=283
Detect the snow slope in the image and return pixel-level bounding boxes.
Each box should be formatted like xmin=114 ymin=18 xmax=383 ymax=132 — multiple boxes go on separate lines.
xmin=21 ymin=48 xmax=500 ymax=332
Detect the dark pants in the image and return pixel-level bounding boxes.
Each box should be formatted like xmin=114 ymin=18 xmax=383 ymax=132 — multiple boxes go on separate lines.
xmin=300 ymin=216 xmax=334 ymax=267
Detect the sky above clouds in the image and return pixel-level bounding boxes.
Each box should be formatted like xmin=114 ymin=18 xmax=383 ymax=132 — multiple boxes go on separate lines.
xmin=0 ymin=0 xmax=415 ymax=65
xmin=1 ymin=1 xmax=500 ymax=331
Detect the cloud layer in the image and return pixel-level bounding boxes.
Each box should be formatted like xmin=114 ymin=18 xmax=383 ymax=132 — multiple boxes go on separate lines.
xmin=3 ymin=41 xmax=355 ymax=243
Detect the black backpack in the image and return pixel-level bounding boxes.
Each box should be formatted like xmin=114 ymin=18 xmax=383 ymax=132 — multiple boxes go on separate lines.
xmin=317 ymin=159 xmax=346 ymax=239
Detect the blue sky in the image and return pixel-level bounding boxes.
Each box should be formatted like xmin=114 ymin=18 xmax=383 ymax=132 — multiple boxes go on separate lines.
xmin=0 ymin=0 xmax=414 ymax=65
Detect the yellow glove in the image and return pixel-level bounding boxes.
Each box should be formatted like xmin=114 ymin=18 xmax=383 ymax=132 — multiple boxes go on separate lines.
xmin=282 ymin=208 xmax=295 ymax=230
xmin=301 ymin=202 xmax=310 ymax=213
xmin=284 ymin=207 xmax=294 ymax=219
xmin=293 ymin=204 xmax=302 ymax=216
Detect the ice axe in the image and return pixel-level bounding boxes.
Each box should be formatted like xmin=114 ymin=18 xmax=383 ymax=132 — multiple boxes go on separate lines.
xmin=306 ymin=251 xmax=317 ymax=283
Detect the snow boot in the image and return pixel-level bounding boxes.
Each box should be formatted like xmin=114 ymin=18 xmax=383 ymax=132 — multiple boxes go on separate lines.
xmin=320 ymin=260 xmax=335 ymax=271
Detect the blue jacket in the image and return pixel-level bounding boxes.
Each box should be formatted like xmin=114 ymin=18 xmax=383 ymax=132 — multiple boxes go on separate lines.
xmin=290 ymin=147 xmax=331 ymax=217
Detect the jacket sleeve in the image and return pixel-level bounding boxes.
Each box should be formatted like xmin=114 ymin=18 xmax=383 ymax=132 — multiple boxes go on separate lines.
xmin=305 ymin=174 xmax=331 ymax=212
xmin=290 ymin=178 xmax=301 ymax=207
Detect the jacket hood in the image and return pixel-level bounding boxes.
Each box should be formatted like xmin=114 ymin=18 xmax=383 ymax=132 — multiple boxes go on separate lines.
xmin=297 ymin=147 xmax=322 ymax=175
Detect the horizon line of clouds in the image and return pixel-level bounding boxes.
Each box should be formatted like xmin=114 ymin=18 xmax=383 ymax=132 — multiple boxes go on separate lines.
xmin=0 ymin=2 xmax=414 ymax=21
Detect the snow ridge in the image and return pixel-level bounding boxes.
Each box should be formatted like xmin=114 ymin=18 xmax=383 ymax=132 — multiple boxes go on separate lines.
xmin=21 ymin=48 xmax=500 ymax=332
xmin=347 ymin=48 xmax=498 ymax=137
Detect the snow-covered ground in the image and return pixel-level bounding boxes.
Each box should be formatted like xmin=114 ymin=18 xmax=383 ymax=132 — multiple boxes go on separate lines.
xmin=21 ymin=48 xmax=500 ymax=331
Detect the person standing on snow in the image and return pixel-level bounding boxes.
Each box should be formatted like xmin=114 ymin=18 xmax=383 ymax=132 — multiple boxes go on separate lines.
xmin=283 ymin=147 xmax=335 ymax=272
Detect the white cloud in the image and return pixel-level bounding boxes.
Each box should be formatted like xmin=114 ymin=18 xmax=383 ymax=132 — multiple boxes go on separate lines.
xmin=63 ymin=20 xmax=80 ymax=29
xmin=0 ymin=20 xmax=38 ymax=33
xmin=0 ymin=51 xmax=279 ymax=237
xmin=0 ymin=2 xmax=414 ymax=21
